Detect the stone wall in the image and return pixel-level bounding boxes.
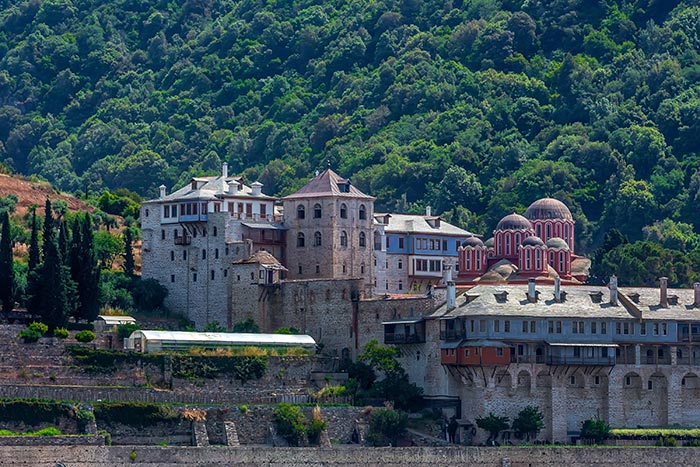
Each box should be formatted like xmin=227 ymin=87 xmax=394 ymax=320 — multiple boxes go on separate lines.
xmin=0 ymin=445 xmax=698 ymax=466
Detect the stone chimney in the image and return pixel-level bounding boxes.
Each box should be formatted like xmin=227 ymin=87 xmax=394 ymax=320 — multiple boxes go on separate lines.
xmin=251 ymin=181 xmax=263 ymax=196
xmin=694 ymin=282 xmax=700 ymax=308
xmin=554 ymin=276 xmax=561 ymax=302
xmin=660 ymin=277 xmax=668 ymax=308
xmin=527 ymin=278 xmax=537 ymax=303
xmin=445 ymin=262 xmax=456 ymax=311
xmin=426 ymin=206 xmax=432 ymax=217
xmin=159 ymin=184 xmax=166 ymax=199
xmin=228 ymin=180 xmax=239 ymax=195
xmin=609 ymin=275 xmax=618 ymax=306
xmin=222 ymin=162 xmax=228 ymax=179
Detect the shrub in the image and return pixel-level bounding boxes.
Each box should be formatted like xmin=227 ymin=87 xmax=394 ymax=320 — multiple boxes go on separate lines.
xmin=658 ymin=435 xmax=678 ymax=447
xmin=274 ymin=404 xmax=308 ymax=446
xmin=94 ymin=402 xmax=178 ymax=427
xmin=18 ymin=328 xmax=42 ymax=343
xmin=28 ymin=322 xmax=48 ymax=335
xmin=75 ymin=330 xmax=96 ymax=343
xmin=239 ymin=405 xmax=249 ymax=414
xmin=117 ymin=323 xmax=140 ymax=339
xmin=307 ymin=406 xmax=327 ymax=446
xmin=512 ymin=405 xmax=544 ymax=441
xmin=368 ymin=408 xmax=408 ymax=446
xmin=53 ymin=328 xmax=69 ymax=339
xmin=130 ymin=277 xmax=168 ymax=310
xmin=580 ymin=417 xmax=610 ymax=444
xmin=232 ymin=318 xmax=260 ymax=333
xmin=203 ymin=321 xmax=226 ymax=332
xmin=76 ymin=409 xmax=95 ymax=433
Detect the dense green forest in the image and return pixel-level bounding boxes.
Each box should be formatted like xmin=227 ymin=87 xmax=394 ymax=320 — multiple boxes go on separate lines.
xmin=0 ymin=0 xmax=699 ymax=284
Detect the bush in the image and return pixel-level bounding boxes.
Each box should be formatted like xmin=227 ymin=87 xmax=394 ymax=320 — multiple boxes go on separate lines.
xmin=368 ymin=408 xmax=408 ymax=446
xmin=18 ymin=328 xmax=41 ymax=343
xmin=94 ymin=402 xmax=178 ymax=427
xmin=203 ymin=321 xmax=226 ymax=332
xmin=28 ymin=322 xmax=48 ymax=335
xmin=274 ymin=404 xmax=307 ymax=446
xmin=117 ymin=323 xmax=140 ymax=339
xmin=130 ymin=278 xmax=168 ymax=310
xmin=512 ymin=405 xmax=544 ymax=441
xmin=76 ymin=409 xmax=95 ymax=433
xmin=232 ymin=318 xmax=260 ymax=333
xmin=580 ymin=417 xmax=610 ymax=444
xmin=658 ymin=435 xmax=678 ymax=447
xmin=53 ymin=328 xmax=69 ymax=339
xmin=307 ymin=406 xmax=327 ymax=446
xmin=75 ymin=330 xmax=96 ymax=343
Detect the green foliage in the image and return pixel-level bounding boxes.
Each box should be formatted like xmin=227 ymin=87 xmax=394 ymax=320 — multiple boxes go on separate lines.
xmin=94 ymin=402 xmax=177 ymax=427
xmin=97 ymin=190 xmax=141 ymax=219
xmin=580 ymin=417 xmax=610 ymax=444
xmin=75 ymin=409 xmax=95 ymax=433
xmin=52 ymin=327 xmax=69 ymax=339
xmin=204 ymin=321 xmax=226 ymax=332
xmin=0 ymin=427 xmax=62 ymax=436
xmin=129 ymin=277 xmax=167 ymax=311
xmin=611 ymin=428 xmax=700 ymax=439
xmin=172 ymin=355 xmax=267 ymax=382
xmin=658 ymin=435 xmax=678 ymax=447
xmin=28 ymin=322 xmax=48 ymax=335
xmin=273 ymin=404 xmax=307 ymax=446
xmin=512 ymin=405 xmax=544 ymax=441
xmin=18 ymin=328 xmax=42 ymax=343
xmin=66 ymin=346 xmax=163 ymax=373
xmin=368 ymin=408 xmax=408 ymax=446
xmin=273 ymin=327 xmax=299 ymax=335
xmin=232 ymin=318 xmax=260 ymax=333
xmin=476 ymin=412 xmax=510 ymax=443
xmin=117 ymin=323 xmax=141 ymax=339
xmin=74 ymin=330 xmax=96 ymax=343
xmin=0 ymin=399 xmax=72 ymax=425
xmin=0 ymin=211 xmax=14 ymax=314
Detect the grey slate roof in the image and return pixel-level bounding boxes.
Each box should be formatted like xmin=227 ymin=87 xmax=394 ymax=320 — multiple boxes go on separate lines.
xmin=375 ymin=213 xmax=476 ymax=237
xmin=282 ymin=169 xmax=375 ymax=200
xmin=148 ymin=175 xmax=274 ymax=203
xmin=432 ymin=284 xmax=700 ymax=322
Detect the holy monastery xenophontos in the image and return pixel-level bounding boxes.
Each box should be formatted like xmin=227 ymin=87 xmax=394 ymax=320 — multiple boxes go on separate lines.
xmin=141 ymin=164 xmax=700 ymax=444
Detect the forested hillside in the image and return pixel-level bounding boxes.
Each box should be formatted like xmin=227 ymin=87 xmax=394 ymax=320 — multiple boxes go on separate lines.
xmin=1 ymin=0 xmax=700 ymax=282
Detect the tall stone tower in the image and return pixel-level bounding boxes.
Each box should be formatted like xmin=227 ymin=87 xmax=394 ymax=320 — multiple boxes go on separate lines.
xmin=282 ymin=168 xmax=375 ymax=295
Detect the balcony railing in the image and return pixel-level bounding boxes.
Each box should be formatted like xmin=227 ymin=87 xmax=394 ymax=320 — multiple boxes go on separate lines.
xmin=384 ymin=333 xmax=425 ymax=345
xmin=547 ymin=355 xmax=616 ymax=366
xmin=174 ymin=235 xmax=192 ymax=246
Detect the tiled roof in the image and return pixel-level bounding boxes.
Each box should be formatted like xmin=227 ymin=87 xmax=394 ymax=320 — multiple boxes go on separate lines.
xmin=282 ymin=169 xmax=375 ymax=200
xmin=232 ymin=250 xmax=286 ymax=269
xmin=148 ymin=176 xmax=274 ymax=202
xmin=432 ymin=284 xmax=700 ymax=321
xmin=374 ymin=213 xmax=476 ymax=237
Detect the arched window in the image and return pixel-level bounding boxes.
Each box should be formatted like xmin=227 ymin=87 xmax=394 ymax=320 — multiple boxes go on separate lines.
xmin=314 ymin=231 xmax=322 ymax=246
xmin=476 ymin=250 xmax=482 ymax=269
xmin=297 ymin=205 xmax=305 ymax=219
xmin=359 ymin=204 xmax=366 ymax=220
xmin=549 ymin=252 xmax=554 ymax=266
xmin=535 ymin=250 xmax=541 ymax=270
xmin=340 ymin=203 xmax=347 ymax=219
xmin=359 ymin=231 xmax=366 ymax=247
xmin=559 ymin=252 xmax=565 ymax=272
xmin=515 ymin=233 xmax=521 ymax=247
xmin=525 ymin=251 xmax=531 ymax=269
xmin=465 ymin=252 xmax=471 ymax=270
xmin=546 ymin=223 xmax=551 ymax=239
xmin=505 ymin=234 xmax=511 ymax=255
xmin=314 ymin=203 xmax=322 ymax=218
xmin=297 ymin=232 xmax=305 ymax=247
xmin=340 ymin=231 xmax=348 ymax=247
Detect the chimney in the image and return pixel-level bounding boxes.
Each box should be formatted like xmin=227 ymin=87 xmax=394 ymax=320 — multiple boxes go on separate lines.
xmin=554 ymin=276 xmax=561 ymax=302
xmin=251 ymin=181 xmax=263 ymax=196
xmin=660 ymin=277 xmax=668 ymax=308
xmin=609 ymin=275 xmax=618 ymax=306
xmin=222 ymin=162 xmax=228 ymax=179
xmin=694 ymin=282 xmax=700 ymax=308
xmin=445 ymin=262 xmax=456 ymax=310
xmin=159 ymin=184 xmax=166 ymax=199
xmin=426 ymin=206 xmax=432 ymax=217
xmin=527 ymin=278 xmax=537 ymax=303
xmin=228 ymin=180 xmax=239 ymax=195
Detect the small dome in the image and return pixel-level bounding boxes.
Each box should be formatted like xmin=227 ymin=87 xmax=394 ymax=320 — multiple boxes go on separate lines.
xmin=484 ymin=237 xmax=494 ymax=248
xmin=496 ymin=213 xmax=532 ymax=231
xmin=546 ymin=237 xmax=570 ymax=251
xmin=524 ymin=198 xmax=573 ymax=221
xmin=521 ymin=236 xmax=545 ymax=247
xmin=462 ymin=236 xmax=484 ymax=248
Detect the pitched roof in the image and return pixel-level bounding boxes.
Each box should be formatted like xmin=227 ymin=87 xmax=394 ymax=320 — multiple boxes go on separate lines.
xmin=232 ymin=250 xmax=286 ymax=270
xmin=374 ymin=213 xmax=476 ymax=237
xmin=282 ymin=169 xmax=374 ymax=200
xmin=148 ymin=176 xmax=274 ymax=203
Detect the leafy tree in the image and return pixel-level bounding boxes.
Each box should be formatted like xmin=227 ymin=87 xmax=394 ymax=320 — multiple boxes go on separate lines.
xmin=367 ymin=408 xmax=408 ymax=446
xmin=273 ymin=404 xmax=307 ymax=446
xmin=130 ymin=277 xmax=167 ymax=310
xmin=0 ymin=211 xmax=14 ymax=314
xmin=94 ymin=231 xmax=124 ymax=269
xmin=476 ymin=412 xmax=510 ymax=444
xmin=580 ymin=417 xmax=610 ymax=444
xmin=512 ymin=406 xmax=544 ymax=441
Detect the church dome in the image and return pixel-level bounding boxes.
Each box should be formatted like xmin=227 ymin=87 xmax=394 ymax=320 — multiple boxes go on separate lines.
xmin=484 ymin=238 xmax=494 ymax=248
xmin=546 ymin=237 xmax=570 ymax=251
xmin=496 ymin=213 xmax=532 ymax=231
xmin=522 ymin=236 xmax=545 ymax=247
xmin=524 ymin=198 xmax=573 ymax=221
xmin=461 ymin=236 xmax=484 ymax=248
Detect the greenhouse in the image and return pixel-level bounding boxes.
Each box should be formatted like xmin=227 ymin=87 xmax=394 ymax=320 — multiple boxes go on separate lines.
xmin=124 ymin=330 xmax=316 ymax=353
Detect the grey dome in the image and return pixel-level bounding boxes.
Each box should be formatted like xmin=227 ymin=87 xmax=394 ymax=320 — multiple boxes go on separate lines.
xmin=484 ymin=238 xmax=494 ymax=248
xmin=524 ymin=198 xmax=573 ymax=221
xmin=521 ymin=236 xmax=545 ymax=247
xmin=546 ymin=237 xmax=570 ymax=251
xmin=496 ymin=213 xmax=532 ymax=231
xmin=462 ymin=236 xmax=484 ymax=248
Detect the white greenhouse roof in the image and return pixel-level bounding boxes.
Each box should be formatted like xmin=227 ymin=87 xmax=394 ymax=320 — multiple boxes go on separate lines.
xmin=97 ymin=315 xmax=136 ymax=324
xmin=129 ymin=330 xmax=316 ymax=347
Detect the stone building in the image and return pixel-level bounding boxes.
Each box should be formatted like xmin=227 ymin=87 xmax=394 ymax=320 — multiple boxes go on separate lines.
xmin=386 ymin=276 xmax=700 ymax=443
xmin=282 ymin=168 xmax=376 ymax=295
xmin=372 ymin=208 xmax=473 ymax=294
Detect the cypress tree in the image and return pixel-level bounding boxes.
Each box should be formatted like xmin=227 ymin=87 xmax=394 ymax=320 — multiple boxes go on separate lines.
xmin=39 ymin=233 xmax=69 ymax=330
xmin=0 ymin=211 xmax=14 ymax=315
xmin=41 ymin=198 xmax=54 ymax=258
xmin=70 ymin=214 xmax=100 ymax=322
xmin=123 ymin=227 xmax=135 ymax=277
xmin=27 ymin=208 xmax=39 ymax=273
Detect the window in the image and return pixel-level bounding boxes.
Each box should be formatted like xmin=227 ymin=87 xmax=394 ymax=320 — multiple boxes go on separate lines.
xmin=625 ymin=376 xmax=632 ymax=386
xmin=215 ymin=248 xmax=219 ymax=259
xmin=398 ymin=259 xmax=403 ymax=270
xmin=192 ymin=273 xmax=197 ymax=282
xmin=340 ymin=203 xmax=347 ymax=219
xmin=662 ymin=323 xmax=668 ymax=336
xmin=623 ymin=322 xmax=631 ymax=335
xmin=260 ymin=204 xmax=267 ymax=217
xmin=556 ymin=321 xmax=562 ymax=333
xmin=530 ymin=321 xmax=536 ymax=333
xmin=640 ymin=323 xmax=647 ymax=336
xmin=211 ymin=270 xmax=215 ymax=280
xmin=163 ymin=205 xmax=170 ymax=218
xmin=298 ymin=264 xmax=303 ymax=274
xmin=342 ymin=263 xmax=347 ymax=274
xmin=479 ymin=320 xmax=486 ymax=332
xmin=548 ymin=321 xmax=554 ymax=333
xmin=182 ymin=250 xmax=187 ymax=260
xmin=314 ymin=231 xmax=322 ymax=247
xmin=398 ymin=280 xmax=403 ymax=290
xmin=361 ymin=263 xmax=365 ymax=274
xmin=170 ymin=274 xmax=175 ymax=283
xmin=504 ymin=320 xmax=510 ymax=333
xmin=570 ymin=375 xmax=576 ymax=385
xmin=616 ymin=322 xmax=622 ymax=335
xmin=161 ymin=230 xmax=166 ymax=240
xmin=522 ymin=321 xmax=528 ymax=333
xmin=359 ymin=232 xmax=366 ymax=247
xmin=591 ymin=322 xmax=597 ymax=334
xmin=297 ymin=233 xmax=305 ymax=247
xmin=314 ymin=203 xmax=322 ymax=218
xmin=297 ymin=205 xmax=305 ymax=219
xmin=224 ymin=269 xmax=228 ymax=278
xmin=594 ymin=376 xmax=600 ymax=385
xmin=496 ymin=348 xmax=504 ymax=356
xmin=145 ymin=209 xmax=149 ymax=217
xmin=359 ymin=204 xmax=366 ymax=220
xmin=386 ymin=237 xmax=390 ymax=249
xmin=653 ymin=323 xmax=659 ymax=336
xmin=601 ymin=322 xmax=607 ymax=334
xmin=398 ymin=237 xmax=404 ymax=249
xmin=202 ymin=249 xmax=207 ymax=260
xmin=340 ymin=231 xmax=348 ymax=247
xmin=494 ymin=320 xmax=500 ymax=332
xmin=170 ymin=251 xmax=174 ymax=261
xmin=442 ymin=240 xmax=447 ymax=251
xmin=316 ymin=264 xmax=320 ymax=274
xmin=648 ymin=380 xmax=653 ymax=390
xmin=213 ymin=226 xmax=217 ymax=237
